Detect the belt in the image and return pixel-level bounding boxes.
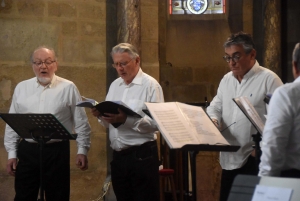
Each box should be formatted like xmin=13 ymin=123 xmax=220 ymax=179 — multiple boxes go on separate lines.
xmin=114 ymin=141 xmax=156 ymax=156
xmin=21 ymin=138 xmax=69 ymax=147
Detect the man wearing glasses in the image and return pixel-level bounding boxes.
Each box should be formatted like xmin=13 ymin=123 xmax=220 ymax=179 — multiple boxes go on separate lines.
xmin=4 ymin=46 xmax=91 ymax=201
xmin=91 ymin=43 xmax=164 ymax=201
xmin=206 ymin=32 xmax=282 ymax=201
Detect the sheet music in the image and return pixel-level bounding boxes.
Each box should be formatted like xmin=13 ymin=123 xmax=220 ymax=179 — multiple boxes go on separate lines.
xmin=176 ymin=102 xmax=229 ymax=145
xmin=235 ymin=96 xmax=264 ymax=134
xmin=145 ymin=103 xmax=199 ymax=148
xmin=145 ymin=102 xmax=229 ymax=148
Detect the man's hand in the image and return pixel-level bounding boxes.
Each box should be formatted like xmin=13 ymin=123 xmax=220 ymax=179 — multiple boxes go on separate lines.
xmin=91 ymin=107 xmax=100 ymax=118
xmin=7 ymin=158 xmax=17 ymax=176
xmin=211 ymin=118 xmax=219 ymax=128
xmin=76 ymin=154 xmax=88 ymax=171
xmin=102 ymin=108 xmax=127 ymax=124
xmin=251 ymin=149 xmax=256 ymax=157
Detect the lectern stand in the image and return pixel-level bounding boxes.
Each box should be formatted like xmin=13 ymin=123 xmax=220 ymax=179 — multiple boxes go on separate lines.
xmin=180 ymin=144 xmax=240 ymax=201
xmin=0 ymin=113 xmax=77 ymax=201
xmin=232 ymin=98 xmax=264 ymax=172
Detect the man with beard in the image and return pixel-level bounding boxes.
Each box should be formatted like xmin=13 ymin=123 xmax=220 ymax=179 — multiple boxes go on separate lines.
xmin=4 ymin=46 xmax=91 ymax=201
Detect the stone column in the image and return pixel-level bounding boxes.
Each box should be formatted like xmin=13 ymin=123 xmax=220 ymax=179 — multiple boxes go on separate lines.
xmin=117 ymin=0 xmax=141 ymax=52
xmin=263 ymin=0 xmax=281 ymax=76
xmin=104 ymin=2 xmax=141 ymax=201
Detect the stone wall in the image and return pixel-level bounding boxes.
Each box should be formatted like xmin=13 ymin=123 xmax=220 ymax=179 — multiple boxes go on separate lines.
xmin=0 ymin=0 xmax=160 ymax=200
xmin=0 ymin=0 xmax=107 ymax=200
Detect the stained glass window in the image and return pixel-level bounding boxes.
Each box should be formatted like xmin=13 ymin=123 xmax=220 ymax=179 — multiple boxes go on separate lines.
xmin=169 ymin=0 xmax=226 ymax=15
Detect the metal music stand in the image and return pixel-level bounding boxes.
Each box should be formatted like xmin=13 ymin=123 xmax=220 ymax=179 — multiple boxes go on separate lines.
xmin=0 ymin=113 xmax=77 ymax=201
xmin=143 ymin=105 xmax=240 ymax=201
xmin=232 ymin=98 xmax=263 ymax=172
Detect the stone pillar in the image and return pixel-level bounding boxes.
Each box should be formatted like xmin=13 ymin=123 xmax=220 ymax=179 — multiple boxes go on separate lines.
xmin=263 ymin=0 xmax=281 ymax=76
xmin=104 ymin=2 xmax=141 ymax=201
xmin=117 ymin=0 xmax=141 ymax=52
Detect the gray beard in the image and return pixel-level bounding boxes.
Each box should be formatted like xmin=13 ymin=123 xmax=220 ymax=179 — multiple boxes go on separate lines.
xmin=37 ymin=77 xmax=51 ymax=85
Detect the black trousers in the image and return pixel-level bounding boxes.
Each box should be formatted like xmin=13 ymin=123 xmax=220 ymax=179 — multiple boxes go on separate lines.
xmin=111 ymin=141 xmax=160 ymax=201
xmin=281 ymin=169 xmax=300 ymax=178
xmin=219 ymin=155 xmax=258 ymax=201
xmin=15 ymin=140 xmax=70 ymax=201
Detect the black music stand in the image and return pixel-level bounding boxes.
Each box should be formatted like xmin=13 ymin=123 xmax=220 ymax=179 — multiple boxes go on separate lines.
xmin=142 ymin=106 xmax=240 ymax=201
xmin=232 ymin=98 xmax=264 ymax=172
xmin=180 ymin=144 xmax=240 ymax=201
xmin=0 ymin=113 xmax=77 ymax=201
xmin=180 ymin=102 xmax=240 ymax=201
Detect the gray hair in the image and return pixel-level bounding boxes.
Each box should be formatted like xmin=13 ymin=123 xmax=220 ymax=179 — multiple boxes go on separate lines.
xmin=110 ymin=43 xmax=139 ymax=59
xmin=292 ymin=43 xmax=300 ymax=70
xmin=30 ymin=46 xmax=57 ymax=63
xmin=223 ymin=31 xmax=255 ymax=54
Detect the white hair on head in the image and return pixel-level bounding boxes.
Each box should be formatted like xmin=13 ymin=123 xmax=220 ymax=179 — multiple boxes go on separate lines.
xmin=292 ymin=43 xmax=300 ymax=70
xmin=110 ymin=43 xmax=139 ymax=59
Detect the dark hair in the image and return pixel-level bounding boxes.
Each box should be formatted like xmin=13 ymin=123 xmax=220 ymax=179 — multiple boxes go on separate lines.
xmin=223 ymin=31 xmax=255 ymax=54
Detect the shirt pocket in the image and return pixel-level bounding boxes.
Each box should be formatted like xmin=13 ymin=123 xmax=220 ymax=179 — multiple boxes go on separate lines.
xmin=45 ymin=102 xmax=69 ymax=115
xmin=126 ymin=99 xmax=145 ymax=115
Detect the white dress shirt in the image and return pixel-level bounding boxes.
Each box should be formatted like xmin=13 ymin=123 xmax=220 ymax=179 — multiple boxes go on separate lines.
xmin=4 ymin=75 xmax=91 ymax=159
xmin=259 ymin=76 xmax=300 ymax=176
xmin=100 ymin=68 xmax=164 ymax=151
xmin=207 ymin=61 xmax=282 ymax=170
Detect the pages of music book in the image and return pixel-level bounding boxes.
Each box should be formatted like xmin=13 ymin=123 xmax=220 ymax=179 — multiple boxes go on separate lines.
xmin=144 ymin=102 xmax=230 ymax=149
xmin=76 ymin=96 xmax=99 ymax=108
xmin=233 ymin=96 xmax=265 ymax=134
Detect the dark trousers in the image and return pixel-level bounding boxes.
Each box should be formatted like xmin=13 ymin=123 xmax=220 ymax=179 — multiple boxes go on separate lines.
xmin=281 ymin=169 xmax=300 ymax=178
xmin=15 ymin=140 xmax=70 ymax=201
xmin=219 ymin=155 xmax=258 ymax=201
xmin=111 ymin=141 xmax=160 ymax=201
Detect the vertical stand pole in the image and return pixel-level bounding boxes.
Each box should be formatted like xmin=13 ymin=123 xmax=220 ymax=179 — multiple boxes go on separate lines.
xmin=189 ymin=151 xmax=199 ymax=201
xmin=252 ymin=132 xmax=262 ymax=172
xmin=38 ymin=138 xmax=45 ymax=201
xmin=183 ymin=150 xmax=189 ymax=201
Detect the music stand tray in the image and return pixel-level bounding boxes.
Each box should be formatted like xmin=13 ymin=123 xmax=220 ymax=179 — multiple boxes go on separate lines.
xmin=0 ymin=113 xmax=77 ymax=141
xmin=0 ymin=113 xmax=77 ymax=201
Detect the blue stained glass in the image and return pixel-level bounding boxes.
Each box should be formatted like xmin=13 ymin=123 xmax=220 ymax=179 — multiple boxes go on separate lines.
xmin=191 ymin=1 xmax=204 ymax=11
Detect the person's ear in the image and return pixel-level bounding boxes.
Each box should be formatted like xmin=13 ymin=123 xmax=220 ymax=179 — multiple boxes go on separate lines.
xmin=292 ymin=61 xmax=299 ymax=79
xmin=135 ymin=56 xmax=140 ymax=66
xmin=250 ymin=49 xmax=256 ymax=60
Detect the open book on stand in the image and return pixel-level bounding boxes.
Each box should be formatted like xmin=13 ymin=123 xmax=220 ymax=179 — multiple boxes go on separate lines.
xmin=233 ymin=96 xmax=265 ymax=134
xmin=144 ymin=102 xmax=230 ymax=149
xmin=76 ymin=96 xmax=142 ymax=128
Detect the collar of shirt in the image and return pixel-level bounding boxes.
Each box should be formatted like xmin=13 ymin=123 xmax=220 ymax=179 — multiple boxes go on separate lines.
xmin=118 ymin=68 xmax=143 ymax=86
xmin=294 ymin=76 xmax=300 ymax=83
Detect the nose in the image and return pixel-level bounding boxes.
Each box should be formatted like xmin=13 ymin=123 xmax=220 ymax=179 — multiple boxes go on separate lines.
xmin=229 ymin=58 xmax=236 ymax=64
xmin=40 ymin=62 xmax=47 ymax=68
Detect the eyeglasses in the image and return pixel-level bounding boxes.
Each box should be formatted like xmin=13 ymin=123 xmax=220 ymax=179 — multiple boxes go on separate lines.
xmin=33 ymin=60 xmax=56 ymax=67
xmin=112 ymin=58 xmax=133 ymax=68
xmin=223 ymin=55 xmax=240 ymax=63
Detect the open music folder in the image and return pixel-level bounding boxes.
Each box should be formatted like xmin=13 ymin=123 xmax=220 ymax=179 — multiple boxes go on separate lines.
xmin=144 ymin=102 xmax=230 ymax=149
xmin=232 ymin=96 xmax=265 ymax=135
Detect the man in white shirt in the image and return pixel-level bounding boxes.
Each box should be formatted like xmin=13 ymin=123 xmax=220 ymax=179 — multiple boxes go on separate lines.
xmin=4 ymin=46 xmax=91 ymax=201
xmin=206 ymin=32 xmax=283 ymax=201
xmin=91 ymin=43 xmax=164 ymax=201
xmin=259 ymin=43 xmax=300 ymax=178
